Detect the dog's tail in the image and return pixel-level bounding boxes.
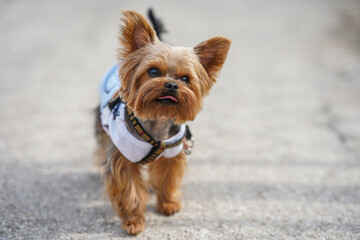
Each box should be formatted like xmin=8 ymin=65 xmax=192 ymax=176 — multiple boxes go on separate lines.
xmin=147 ymin=8 xmax=166 ymax=41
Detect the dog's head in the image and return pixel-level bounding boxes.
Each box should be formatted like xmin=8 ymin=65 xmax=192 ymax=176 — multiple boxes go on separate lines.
xmin=118 ymin=10 xmax=231 ymax=124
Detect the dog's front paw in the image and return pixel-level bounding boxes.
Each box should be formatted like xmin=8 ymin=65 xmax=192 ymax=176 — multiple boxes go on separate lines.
xmin=122 ymin=216 xmax=145 ymax=235
xmin=157 ymin=201 xmax=181 ymax=216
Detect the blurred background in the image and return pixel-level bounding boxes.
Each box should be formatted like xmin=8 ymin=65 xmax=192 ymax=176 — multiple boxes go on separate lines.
xmin=0 ymin=0 xmax=359 ymax=239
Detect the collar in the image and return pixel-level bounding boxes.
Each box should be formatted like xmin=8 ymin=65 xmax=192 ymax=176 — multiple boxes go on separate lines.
xmin=108 ymin=95 xmax=187 ymax=164
xmin=125 ymin=106 xmax=185 ymax=164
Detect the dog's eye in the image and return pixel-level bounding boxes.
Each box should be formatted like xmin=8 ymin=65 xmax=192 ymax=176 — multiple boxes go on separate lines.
xmin=148 ymin=68 xmax=161 ymax=78
xmin=180 ymin=76 xmax=190 ymax=84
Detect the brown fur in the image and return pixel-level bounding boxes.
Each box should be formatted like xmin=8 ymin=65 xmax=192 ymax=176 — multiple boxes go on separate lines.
xmin=95 ymin=10 xmax=231 ymax=235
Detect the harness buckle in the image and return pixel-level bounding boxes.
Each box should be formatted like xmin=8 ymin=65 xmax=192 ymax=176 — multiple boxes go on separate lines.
xmin=183 ymin=125 xmax=194 ymax=155
xmin=184 ymin=137 xmax=194 ymax=155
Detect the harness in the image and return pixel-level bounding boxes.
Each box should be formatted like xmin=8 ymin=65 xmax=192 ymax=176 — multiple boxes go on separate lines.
xmin=107 ymin=92 xmax=193 ymax=165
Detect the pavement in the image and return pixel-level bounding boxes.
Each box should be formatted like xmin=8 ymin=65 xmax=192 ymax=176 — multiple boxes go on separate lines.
xmin=0 ymin=0 xmax=360 ymax=239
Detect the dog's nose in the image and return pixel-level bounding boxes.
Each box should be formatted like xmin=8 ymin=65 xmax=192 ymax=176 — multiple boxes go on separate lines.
xmin=164 ymin=82 xmax=178 ymax=93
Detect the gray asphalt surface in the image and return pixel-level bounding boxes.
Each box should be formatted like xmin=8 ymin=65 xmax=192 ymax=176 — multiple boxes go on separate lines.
xmin=1 ymin=0 xmax=360 ymax=239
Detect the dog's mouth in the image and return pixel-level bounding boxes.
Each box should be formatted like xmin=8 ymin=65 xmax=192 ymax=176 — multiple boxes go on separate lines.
xmin=157 ymin=95 xmax=178 ymax=104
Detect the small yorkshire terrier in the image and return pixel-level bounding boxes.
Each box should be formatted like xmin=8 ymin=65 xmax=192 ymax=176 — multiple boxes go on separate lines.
xmin=95 ymin=9 xmax=231 ymax=235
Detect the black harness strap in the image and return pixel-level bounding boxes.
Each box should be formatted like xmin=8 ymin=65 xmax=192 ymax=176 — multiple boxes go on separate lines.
xmin=125 ymin=107 xmax=184 ymax=165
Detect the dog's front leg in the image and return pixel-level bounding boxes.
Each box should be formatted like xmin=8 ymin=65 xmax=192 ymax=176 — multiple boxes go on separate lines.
xmin=104 ymin=154 xmax=148 ymax=235
xmin=149 ymin=152 xmax=187 ymax=216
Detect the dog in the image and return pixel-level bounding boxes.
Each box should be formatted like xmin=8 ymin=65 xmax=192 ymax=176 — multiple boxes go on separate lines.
xmin=95 ymin=9 xmax=231 ymax=235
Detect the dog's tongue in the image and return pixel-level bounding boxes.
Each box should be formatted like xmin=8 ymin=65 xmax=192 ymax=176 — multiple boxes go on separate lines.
xmin=158 ymin=95 xmax=178 ymax=103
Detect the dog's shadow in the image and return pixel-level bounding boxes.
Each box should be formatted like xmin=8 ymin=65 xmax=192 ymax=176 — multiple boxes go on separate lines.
xmin=26 ymin=162 xmax=185 ymax=239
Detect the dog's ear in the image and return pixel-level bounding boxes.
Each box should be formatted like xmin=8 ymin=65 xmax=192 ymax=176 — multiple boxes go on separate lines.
xmin=118 ymin=10 xmax=157 ymax=58
xmin=194 ymin=36 xmax=231 ymax=81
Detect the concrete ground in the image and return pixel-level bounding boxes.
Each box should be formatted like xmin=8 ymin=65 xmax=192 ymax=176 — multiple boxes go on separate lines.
xmin=1 ymin=0 xmax=360 ymax=239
